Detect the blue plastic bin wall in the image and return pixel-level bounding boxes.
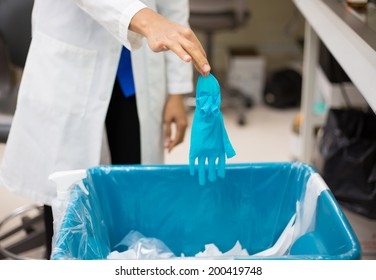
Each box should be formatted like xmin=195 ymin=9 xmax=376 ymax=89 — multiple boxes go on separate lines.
xmin=51 ymin=162 xmax=361 ymax=260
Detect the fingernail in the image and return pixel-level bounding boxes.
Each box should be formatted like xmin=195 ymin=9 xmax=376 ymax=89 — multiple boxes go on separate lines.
xmin=164 ymin=139 xmax=169 ymax=147
xmin=184 ymin=54 xmax=191 ymax=62
xmin=203 ymin=64 xmax=210 ymax=74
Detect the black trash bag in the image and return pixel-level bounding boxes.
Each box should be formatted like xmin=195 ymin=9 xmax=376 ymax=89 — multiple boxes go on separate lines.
xmin=263 ymin=68 xmax=302 ymax=108
xmin=319 ymin=108 xmax=376 ymax=219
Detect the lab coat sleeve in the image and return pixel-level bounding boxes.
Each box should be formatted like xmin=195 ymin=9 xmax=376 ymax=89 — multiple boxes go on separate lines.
xmin=70 ymin=0 xmax=146 ymax=50
xmin=157 ymin=0 xmax=194 ymax=95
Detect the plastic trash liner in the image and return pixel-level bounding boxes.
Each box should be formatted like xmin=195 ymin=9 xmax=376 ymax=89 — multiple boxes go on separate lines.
xmin=319 ymin=108 xmax=376 ymax=219
xmin=50 ymin=162 xmax=360 ymax=260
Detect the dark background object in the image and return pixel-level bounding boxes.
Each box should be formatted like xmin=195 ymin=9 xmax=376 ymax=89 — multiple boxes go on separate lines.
xmin=319 ymin=41 xmax=351 ymax=84
xmin=319 ymin=108 xmax=376 ymax=219
xmin=263 ymin=68 xmax=302 ymax=108
xmin=0 ymin=0 xmax=34 ymax=141
xmin=0 ymin=0 xmax=33 ymax=67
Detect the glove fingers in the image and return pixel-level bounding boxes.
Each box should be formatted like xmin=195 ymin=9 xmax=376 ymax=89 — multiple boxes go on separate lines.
xmin=220 ymin=115 xmax=236 ymax=158
xmin=217 ymin=153 xmax=226 ymax=178
xmin=198 ymin=157 xmax=206 ymax=185
xmin=199 ymin=96 xmax=213 ymax=118
xmin=210 ymin=95 xmax=221 ymax=117
xmin=208 ymin=156 xmax=217 ymax=182
xmin=196 ymin=95 xmax=206 ymax=109
xmin=225 ymin=142 xmax=236 ymax=158
xmin=189 ymin=156 xmax=196 ymax=176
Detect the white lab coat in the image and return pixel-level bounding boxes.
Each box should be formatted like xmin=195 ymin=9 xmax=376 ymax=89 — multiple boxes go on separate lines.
xmin=0 ymin=0 xmax=193 ymax=205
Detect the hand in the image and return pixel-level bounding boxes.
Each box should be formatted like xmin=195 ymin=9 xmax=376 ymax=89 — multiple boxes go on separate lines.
xmin=189 ymin=74 xmax=236 ymax=185
xmin=163 ymin=94 xmax=188 ymax=152
xmin=129 ymin=8 xmax=211 ymax=77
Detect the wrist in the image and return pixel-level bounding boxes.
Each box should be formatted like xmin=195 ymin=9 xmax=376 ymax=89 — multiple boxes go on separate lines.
xmin=167 ymin=94 xmax=184 ymax=103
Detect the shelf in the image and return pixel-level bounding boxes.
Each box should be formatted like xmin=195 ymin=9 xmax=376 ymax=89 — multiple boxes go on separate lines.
xmin=294 ymin=0 xmax=376 ymax=111
xmin=293 ymin=0 xmax=376 ymax=163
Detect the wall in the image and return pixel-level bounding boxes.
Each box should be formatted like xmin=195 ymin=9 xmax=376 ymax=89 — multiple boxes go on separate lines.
xmin=191 ymin=0 xmax=306 ymax=76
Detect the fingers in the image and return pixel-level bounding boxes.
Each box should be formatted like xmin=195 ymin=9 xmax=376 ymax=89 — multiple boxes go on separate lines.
xmin=211 ymin=95 xmax=221 ymax=116
xmin=199 ymin=96 xmax=212 ymax=117
xmin=189 ymin=156 xmax=196 ymax=176
xmin=208 ymin=156 xmax=217 ymax=182
xmin=217 ymin=153 xmax=226 ymax=178
xmin=167 ymin=120 xmax=186 ymax=152
xmin=193 ymin=62 xmax=211 ymax=78
xmin=198 ymin=157 xmax=206 ymax=186
xmin=165 ymin=38 xmax=210 ymax=77
xmin=220 ymin=115 xmax=236 ymax=158
xmin=193 ymin=61 xmax=203 ymax=77
xmin=153 ymin=27 xmax=210 ymax=76
xmin=163 ymin=95 xmax=188 ymax=152
xmin=190 ymin=155 xmax=226 ymax=184
xmin=130 ymin=8 xmax=210 ymax=76
xmin=171 ymin=35 xmax=210 ymax=76
xmin=165 ymin=27 xmax=209 ymax=76
xmin=174 ymin=119 xmax=187 ymax=147
xmin=182 ymin=30 xmax=210 ymax=75
xmin=164 ymin=41 xmax=192 ymax=63
xmin=164 ymin=119 xmax=172 ymax=151
xmin=179 ymin=34 xmax=210 ymax=77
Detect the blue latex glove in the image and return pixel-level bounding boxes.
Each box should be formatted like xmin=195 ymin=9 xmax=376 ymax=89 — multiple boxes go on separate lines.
xmin=189 ymin=74 xmax=236 ymax=185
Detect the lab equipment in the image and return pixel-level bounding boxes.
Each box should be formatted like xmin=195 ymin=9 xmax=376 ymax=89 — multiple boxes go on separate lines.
xmin=189 ymin=74 xmax=236 ymax=185
xmin=49 ymin=162 xmax=361 ymax=260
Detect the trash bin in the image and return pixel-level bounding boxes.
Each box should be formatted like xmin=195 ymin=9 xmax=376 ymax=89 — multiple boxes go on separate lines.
xmin=49 ymin=162 xmax=361 ymax=260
